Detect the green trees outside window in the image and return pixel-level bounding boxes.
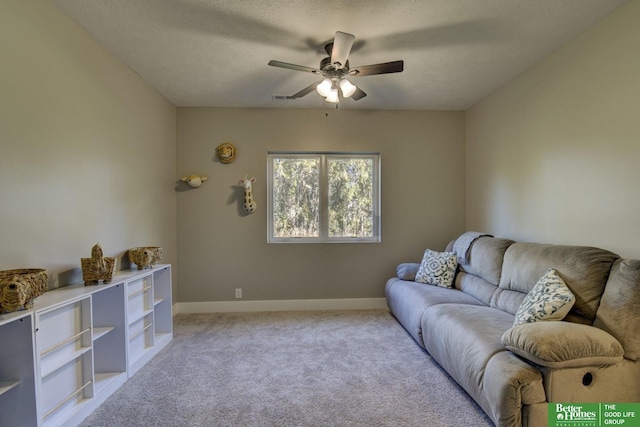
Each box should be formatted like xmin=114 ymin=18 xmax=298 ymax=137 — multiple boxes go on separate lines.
xmin=268 ymin=153 xmax=380 ymax=243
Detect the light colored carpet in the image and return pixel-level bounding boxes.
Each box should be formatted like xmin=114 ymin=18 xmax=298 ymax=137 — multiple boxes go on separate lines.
xmin=80 ymin=310 xmax=493 ymax=427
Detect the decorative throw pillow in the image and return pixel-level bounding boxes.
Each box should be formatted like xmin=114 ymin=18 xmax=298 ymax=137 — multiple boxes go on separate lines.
xmin=415 ymin=249 xmax=458 ymax=288
xmin=513 ymin=268 xmax=576 ymax=326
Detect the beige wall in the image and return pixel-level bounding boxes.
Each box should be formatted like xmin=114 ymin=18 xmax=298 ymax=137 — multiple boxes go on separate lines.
xmin=466 ymin=1 xmax=640 ymax=258
xmin=9 ymin=0 xmax=635 ymax=307
xmin=177 ymin=108 xmax=465 ymax=302
xmin=0 ymin=0 xmax=177 ymax=289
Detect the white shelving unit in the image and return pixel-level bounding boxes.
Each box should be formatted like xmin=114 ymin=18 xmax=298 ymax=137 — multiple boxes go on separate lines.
xmin=152 ymin=266 xmax=173 ymax=346
xmin=125 ymin=265 xmax=173 ymax=376
xmin=0 ymin=310 xmax=38 ymax=427
xmin=91 ymin=282 xmax=127 ymax=398
xmin=36 ymin=296 xmax=93 ymax=427
xmin=0 ymin=264 xmax=172 ymax=427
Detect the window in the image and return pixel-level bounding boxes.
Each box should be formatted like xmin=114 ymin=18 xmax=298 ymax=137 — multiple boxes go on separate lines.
xmin=268 ymin=152 xmax=380 ymax=243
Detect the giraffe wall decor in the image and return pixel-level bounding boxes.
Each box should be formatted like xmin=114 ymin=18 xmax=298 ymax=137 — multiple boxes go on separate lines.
xmin=239 ymin=176 xmax=257 ymax=213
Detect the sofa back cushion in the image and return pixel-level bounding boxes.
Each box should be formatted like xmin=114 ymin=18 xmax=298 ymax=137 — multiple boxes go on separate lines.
xmin=455 ymin=273 xmax=498 ymax=306
xmin=457 ymin=236 xmax=515 ymax=286
xmin=496 ymin=243 xmax=619 ymax=323
xmin=594 ymin=259 xmax=640 ymax=360
xmin=450 ymin=236 xmax=514 ymax=306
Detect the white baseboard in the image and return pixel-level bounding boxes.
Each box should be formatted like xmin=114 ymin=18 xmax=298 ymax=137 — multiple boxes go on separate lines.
xmin=173 ymin=298 xmax=388 ymax=315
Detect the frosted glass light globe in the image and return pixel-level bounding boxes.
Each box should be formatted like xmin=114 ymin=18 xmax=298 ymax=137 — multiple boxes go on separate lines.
xmin=340 ymin=79 xmax=357 ymax=98
xmin=316 ymin=79 xmax=332 ymax=97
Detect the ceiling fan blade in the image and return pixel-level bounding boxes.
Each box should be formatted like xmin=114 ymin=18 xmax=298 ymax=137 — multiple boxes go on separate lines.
xmin=351 ymin=87 xmax=367 ymax=101
xmin=268 ymin=60 xmax=321 ymax=74
xmin=273 ymin=81 xmax=320 ymax=100
xmin=331 ymin=31 xmax=355 ymax=69
xmin=291 ymin=82 xmax=320 ymax=98
xmin=350 ymin=60 xmax=404 ymax=76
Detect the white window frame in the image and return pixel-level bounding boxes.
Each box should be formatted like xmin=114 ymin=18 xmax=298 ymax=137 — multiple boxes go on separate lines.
xmin=267 ymin=152 xmax=381 ymax=243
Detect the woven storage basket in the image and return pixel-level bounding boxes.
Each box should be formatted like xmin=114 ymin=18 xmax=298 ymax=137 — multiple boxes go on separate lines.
xmin=128 ymin=247 xmax=163 ymax=270
xmin=81 ymin=257 xmax=116 ymax=285
xmin=0 ymin=269 xmax=48 ymax=312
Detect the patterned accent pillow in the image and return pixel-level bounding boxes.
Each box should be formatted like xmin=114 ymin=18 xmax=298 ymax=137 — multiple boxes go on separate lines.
xmin=415 ymin=249 xmax=458 ymax=288
xmin=513 ymin=268 xmax=576 ymax=326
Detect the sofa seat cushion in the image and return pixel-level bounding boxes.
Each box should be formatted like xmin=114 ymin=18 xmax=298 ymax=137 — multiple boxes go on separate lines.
xmin=421 ymin=304 xmax=545 ymax=427
xmin=385 ymin=278 xmax=486 ymax=348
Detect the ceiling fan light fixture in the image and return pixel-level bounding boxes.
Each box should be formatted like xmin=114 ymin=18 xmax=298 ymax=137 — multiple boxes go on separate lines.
xmin=316 ymin=79 xmax=332 ymax=97
xmin=269 ymin=31 xmax=403 ymax=103
xmin=325 ymin=87 xmax=339 ymax=103
xmin=339 ymin=79 xmax=357 ymax=98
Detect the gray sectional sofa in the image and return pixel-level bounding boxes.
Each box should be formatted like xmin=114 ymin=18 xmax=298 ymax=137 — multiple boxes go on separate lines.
xmin=385 ymin=234 xmax=640 ymax=427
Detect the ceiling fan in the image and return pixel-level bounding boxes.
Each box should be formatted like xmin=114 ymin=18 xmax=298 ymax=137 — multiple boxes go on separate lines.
xmin=268 ymin=31 xmax=404 ymax=103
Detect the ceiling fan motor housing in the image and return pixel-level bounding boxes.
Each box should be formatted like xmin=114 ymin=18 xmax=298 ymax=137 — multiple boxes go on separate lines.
xmin=320 ymin=57 xmax=349 ymax=78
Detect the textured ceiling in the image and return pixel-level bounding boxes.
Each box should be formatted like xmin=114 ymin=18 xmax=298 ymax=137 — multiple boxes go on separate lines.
xmin=52 ymin=0 xmax=627 ymax=110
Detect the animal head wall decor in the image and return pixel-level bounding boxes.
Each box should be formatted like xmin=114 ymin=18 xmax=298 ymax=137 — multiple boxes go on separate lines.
xmin=181 ymin=174 xmax=208 ymax=188
xmin=217 ymin=142 xmax=236 ymax=164
xmin=239 ymin=175 xmax=257 ymax=213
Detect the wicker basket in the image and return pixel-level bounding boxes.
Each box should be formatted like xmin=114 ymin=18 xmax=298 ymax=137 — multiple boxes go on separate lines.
xmin=81 ymin=257 xmax=116 ymax=285
xmin=0 ymin=269 xmax=48 ymax=312
xmin=128 ymin=247 xmax=163 ymax=270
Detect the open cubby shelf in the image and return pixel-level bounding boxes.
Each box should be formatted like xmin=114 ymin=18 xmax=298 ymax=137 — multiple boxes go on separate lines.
xmin=0 ymin=264 xmax=172 ymax=427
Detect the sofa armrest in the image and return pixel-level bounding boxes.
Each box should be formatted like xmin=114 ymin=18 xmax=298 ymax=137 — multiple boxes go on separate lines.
xmin=396 ymin=263 xmax=420 ymax=281
xmin=501 ymin=322 xmax=624 ymax=368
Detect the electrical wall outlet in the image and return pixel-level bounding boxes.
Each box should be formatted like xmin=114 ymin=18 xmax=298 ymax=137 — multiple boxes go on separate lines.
xmin=235 ymin=288 xmax=242 ymax=299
